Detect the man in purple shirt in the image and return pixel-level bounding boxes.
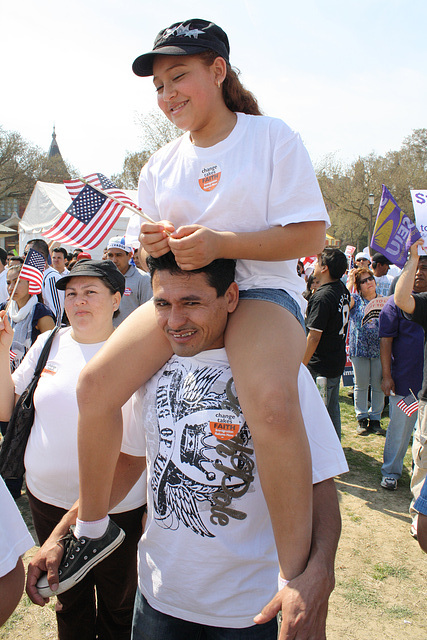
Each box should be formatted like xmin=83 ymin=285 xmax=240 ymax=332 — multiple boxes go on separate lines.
xmin=378 ymin=255 xmax=427 ymax=496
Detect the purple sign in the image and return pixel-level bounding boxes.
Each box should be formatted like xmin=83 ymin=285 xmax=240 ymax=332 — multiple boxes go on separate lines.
xmin=370 ymin=185 xmax=421 ymax=268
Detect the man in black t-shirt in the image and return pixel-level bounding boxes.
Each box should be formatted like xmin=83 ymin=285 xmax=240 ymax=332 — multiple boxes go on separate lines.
xmin=303 ymin=248 xmax=350 ymax=439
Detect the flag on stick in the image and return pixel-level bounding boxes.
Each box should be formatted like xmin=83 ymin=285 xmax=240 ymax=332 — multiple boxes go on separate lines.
xmin=397 ymin=392 xmax=419 ymax=417
xmin=19 ymin=248 xmax=45 ymax=294
xmin=370 ymin=185 xmax=421 ymax=268
xmin=44 ymin=174 xmax=144 ymax=250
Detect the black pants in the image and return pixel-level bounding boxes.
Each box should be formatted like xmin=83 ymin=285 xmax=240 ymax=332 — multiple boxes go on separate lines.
xmin=28 ymin=490 xmax=144 ymax=640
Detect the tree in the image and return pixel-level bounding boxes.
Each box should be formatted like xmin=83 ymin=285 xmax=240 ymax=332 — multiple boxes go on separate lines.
xmin=112 ymin=111 xmax=181 ymax=189
xmin=0 ymin=126 xmax=75 ymax=218
xmin=316 ymin=129 xmax=427 ymax=249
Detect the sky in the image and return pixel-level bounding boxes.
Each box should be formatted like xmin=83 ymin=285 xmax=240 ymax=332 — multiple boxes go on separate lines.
xmin=1 ymin=0 xmax=426 ymax=179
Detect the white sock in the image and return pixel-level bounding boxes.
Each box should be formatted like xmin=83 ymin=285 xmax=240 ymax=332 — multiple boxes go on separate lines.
xmin=75 ymin=516 xmax=110 ymax=539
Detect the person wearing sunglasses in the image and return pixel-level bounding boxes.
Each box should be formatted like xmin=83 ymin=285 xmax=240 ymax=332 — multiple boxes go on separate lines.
xmin=347 ymin=267 xmax=386 ymax=436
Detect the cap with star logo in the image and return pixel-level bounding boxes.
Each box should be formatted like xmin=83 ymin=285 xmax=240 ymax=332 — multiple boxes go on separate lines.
xmin=132 ymin=19 xmax=230 ymax=77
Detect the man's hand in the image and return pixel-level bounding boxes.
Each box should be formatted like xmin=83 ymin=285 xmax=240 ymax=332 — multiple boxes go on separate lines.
xmin=381 ymin=374 xmax=395 ymax=396
xmin=254 ymin=565 xmax=333 ymax=639
xmin=26 ymin=535 xmax=66 ymax=606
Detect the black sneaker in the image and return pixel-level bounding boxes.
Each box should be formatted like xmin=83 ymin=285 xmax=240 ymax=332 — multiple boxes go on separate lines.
xmin=356 ymin=418 xmax=369 ymax=435
xmin=36 ymin=519 xmax=125 ymax=598
xmin=369 ymin=420 xmax=386 ymax=436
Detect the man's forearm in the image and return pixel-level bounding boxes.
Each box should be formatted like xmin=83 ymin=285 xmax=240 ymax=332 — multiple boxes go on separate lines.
xmin=303 ymin=330 xmax=322 ymax=367
xmin=309 ymin=478 xmax=341 ymax=581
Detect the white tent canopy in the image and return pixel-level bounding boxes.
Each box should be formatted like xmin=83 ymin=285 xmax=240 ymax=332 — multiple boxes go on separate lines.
xmin=19 ymin=181 xmax=138 ymax=259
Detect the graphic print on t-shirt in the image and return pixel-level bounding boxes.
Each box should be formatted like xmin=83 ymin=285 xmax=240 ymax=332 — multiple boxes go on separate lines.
xmin=198 ymin=164 xmax=221 ymax=192
xmin=151 ymin=360 xmax=255 ymax=538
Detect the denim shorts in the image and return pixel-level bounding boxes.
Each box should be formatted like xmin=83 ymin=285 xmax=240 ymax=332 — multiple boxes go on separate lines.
xmin=239 ymin=288 xmax=305 ymax=331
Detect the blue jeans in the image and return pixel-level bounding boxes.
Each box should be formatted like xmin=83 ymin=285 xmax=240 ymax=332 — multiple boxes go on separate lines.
xmin=382 ymin=394 xmax=417 ymax=479
xmin=131 ymin=590 xmax=278 ymax=640
xmin=350 ymin=356 xmax=384 ymax=421
xmin=307 ymin=369 xmax=341 ymax=440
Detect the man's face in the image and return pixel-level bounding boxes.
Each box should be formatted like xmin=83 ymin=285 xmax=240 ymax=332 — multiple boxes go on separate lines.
xmin=414 ymin=259 xmax=427 ymax=293
xmin=52 ymin=251 xmax=66 ymax=273
xmin=107 ymin=248 xmax=130 ymax=275
xmin=374 ymin=262 xmax=389 ymax=276
xmin=152 ymin=270 xmax=239 ymax=357
xmin=356 ymin=258 xmax=370 ymax=269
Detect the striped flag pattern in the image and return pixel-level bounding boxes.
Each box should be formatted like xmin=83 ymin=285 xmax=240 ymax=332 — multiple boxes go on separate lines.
xmin=44 ymin=173 xmax=141 ymax=250
xmin=19 ymin=248 xmax=45 ymax=294
xmin=10 ymin=350 xmax=16 ymax=363
xmin=396 ymin=394 xmax=419 ymax=417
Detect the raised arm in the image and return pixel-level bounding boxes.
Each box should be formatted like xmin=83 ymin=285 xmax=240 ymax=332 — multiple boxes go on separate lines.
xmin=394 ymin=240 xmax=423 ymax=314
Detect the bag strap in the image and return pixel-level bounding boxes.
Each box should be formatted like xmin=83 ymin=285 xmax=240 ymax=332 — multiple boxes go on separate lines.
xmin=32 ymin=325 xmax=60 ymax=379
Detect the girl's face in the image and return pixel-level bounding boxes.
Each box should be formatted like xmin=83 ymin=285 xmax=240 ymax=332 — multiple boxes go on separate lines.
xmin=152 ymin=54 xmax=224 ymax=136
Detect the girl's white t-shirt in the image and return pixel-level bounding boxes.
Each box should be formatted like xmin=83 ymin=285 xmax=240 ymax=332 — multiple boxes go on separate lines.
xmin=12 ymin=328 xmax=146 ymax=512
xmin=135 ymin=112 xmax=330 ymax=305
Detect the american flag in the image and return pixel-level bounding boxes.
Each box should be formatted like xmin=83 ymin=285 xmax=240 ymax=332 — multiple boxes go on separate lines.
xmin=397 ymin=393 xmax=419 ymax=417
xmin=44 ymin=174 xmax=142 ymax=250
xmin=10 ymin=350 xmax=16 ymax=363
xmin=19 ymin=248 xmax=45 ymax=294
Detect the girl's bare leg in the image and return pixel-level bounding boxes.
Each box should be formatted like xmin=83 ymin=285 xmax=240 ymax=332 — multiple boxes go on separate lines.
xmin=225 ymin=300 xmax=312 ymax=580
xmin=77 ymin=301 xmax=172 ymax=521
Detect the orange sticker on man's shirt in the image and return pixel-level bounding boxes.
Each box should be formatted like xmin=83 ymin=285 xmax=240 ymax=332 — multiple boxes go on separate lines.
xmin=198 ymin=164 xmax=221 ymax=192
xmin=209 ymin=420 xmax=240 ymax=441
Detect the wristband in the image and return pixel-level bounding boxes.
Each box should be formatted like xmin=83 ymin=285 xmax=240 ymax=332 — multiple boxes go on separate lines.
xmin=278 ymin=574 xmax=289 ymax=590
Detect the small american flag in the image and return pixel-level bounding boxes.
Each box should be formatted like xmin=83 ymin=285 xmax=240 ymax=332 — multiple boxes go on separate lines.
xmin=44 ymin=173 xmax=141 ymax=250
xmin=20 ymin=248 xmax=45 ymax=294
xmin=397 ymin=393 xmax=419 ymax=417
xmin=9 ymin=350 xmax=16 ymax=363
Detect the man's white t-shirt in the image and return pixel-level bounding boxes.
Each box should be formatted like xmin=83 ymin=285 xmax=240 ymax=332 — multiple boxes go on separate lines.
xmin=13 ymin=328 xmax=146 ymax=513
xmin=133 ymin=113 xmax=329 ymax=308
xmin=128 ymin=349 xmax=348 ymax=628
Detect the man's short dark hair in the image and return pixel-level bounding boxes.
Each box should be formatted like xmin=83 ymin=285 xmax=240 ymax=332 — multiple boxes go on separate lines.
xmin=9 ymin=255 xmax=24 ymax=265
xmin=52 ymin=247 xmax=68 ymax=259
xmin=319 ymin=247 xmax=347 ymax=280
xmin=0 ymin=248 xmax=7 ymax=267
xmin=25 ymin=238 xmax=49 ymax=261
xmin=146 ymin=252 xmax=236 ymax=297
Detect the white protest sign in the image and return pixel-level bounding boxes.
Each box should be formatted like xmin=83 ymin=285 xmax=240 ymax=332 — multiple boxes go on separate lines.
xmin=410 ymin=190 xmax=427 ymax=255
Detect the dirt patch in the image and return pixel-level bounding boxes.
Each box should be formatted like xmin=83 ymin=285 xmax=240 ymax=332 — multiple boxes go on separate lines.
xmin=1 ymin=389 xmax=426 ymax=639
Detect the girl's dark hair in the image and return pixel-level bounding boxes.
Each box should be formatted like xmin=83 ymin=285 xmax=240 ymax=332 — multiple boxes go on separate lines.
xmin=197 ymin=50 xmax=262 ymax=116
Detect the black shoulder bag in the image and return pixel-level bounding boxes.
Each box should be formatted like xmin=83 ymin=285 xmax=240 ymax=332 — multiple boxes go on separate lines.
xmin=0 ymin=326 xmax=59 ymax=480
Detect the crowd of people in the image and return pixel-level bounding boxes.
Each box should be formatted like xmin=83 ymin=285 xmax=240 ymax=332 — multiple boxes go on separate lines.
xmin=0 ymin=16 xmax=426 ymax=640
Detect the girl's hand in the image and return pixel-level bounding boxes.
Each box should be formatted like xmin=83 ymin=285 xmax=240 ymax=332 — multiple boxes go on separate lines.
xmin=0 ymin=310 xmax=13 ymax=353
xmin=139 ymin=220 xmax=175 ymax=257
xmin=169 ymin=225 xmax=223 ymax=270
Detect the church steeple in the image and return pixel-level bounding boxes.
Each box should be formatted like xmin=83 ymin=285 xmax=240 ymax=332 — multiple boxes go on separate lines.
xmin=48 ymin=125 xmax=62 ymax=158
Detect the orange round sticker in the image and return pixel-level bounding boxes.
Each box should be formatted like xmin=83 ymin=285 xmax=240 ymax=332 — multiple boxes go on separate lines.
xmin=209 ymin=419 xmax=240 ymax=441
xmin=199 ymin=164 xmax=221 ymax=192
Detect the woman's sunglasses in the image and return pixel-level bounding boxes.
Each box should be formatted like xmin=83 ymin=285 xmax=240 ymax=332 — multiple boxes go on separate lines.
xmin=359 ymin=275 xmax=375 ymax=285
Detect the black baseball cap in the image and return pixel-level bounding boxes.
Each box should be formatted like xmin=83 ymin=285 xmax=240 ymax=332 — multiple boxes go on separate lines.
xmin=56 ymin=259 xmax=125 ymax=295
xmin=132 ymin=19 xmax=230 ymax=77
xmin=371 ymin=253 xmax=392 ymax=266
